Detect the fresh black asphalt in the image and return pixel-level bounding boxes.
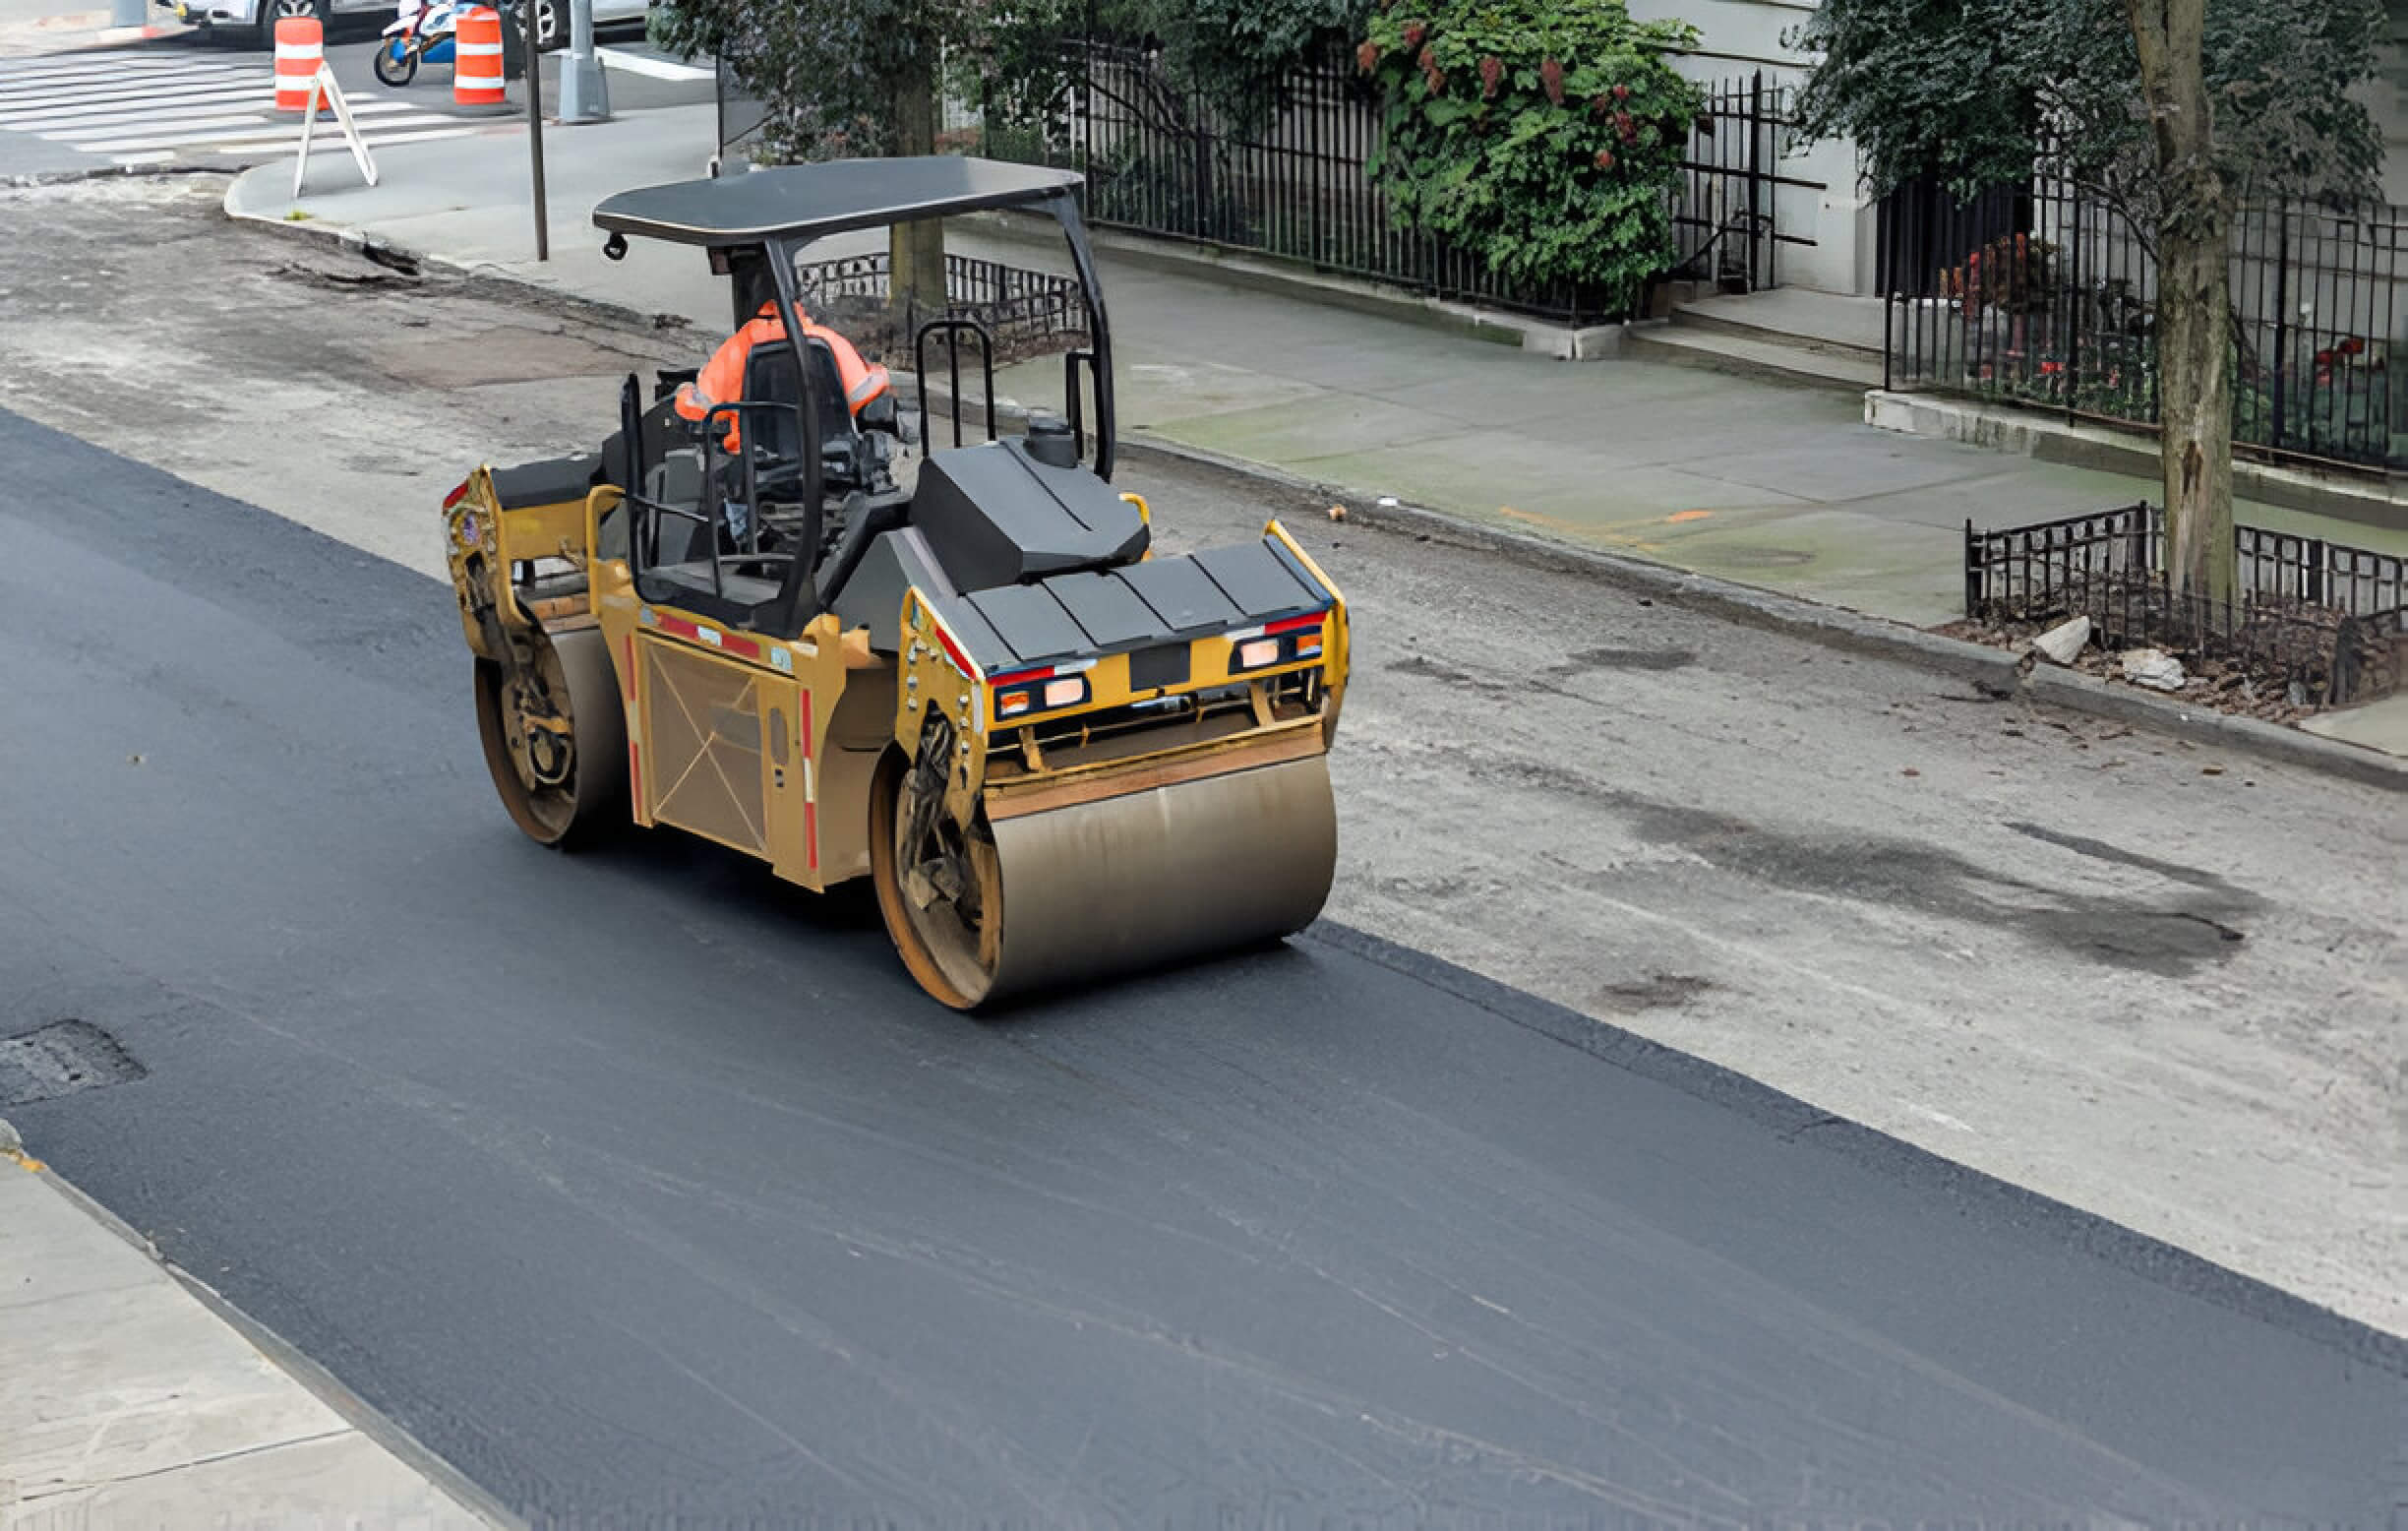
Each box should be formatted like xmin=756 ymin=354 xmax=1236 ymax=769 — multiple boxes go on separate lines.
xmin=2 ymin=406 xmax=2401 ymax=1523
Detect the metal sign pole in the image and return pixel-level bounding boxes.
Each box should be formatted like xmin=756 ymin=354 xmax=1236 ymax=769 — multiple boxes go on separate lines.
xmin=522 ymin=0 xmax=548 ymax=261
xmin=559 ymin=0 xmax=609 ymax=122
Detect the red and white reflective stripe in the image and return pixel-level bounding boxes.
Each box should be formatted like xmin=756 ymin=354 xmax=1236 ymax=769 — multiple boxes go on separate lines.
xmin=1228 ymin=609 xmax=1329 ymax=643
xmin=651 ymin=611 xmax=763 ymax=661
xmin=924 ymin=607 xmax=978 ymax=681
xmin=990 ymin=655 xmax=1097 ymax=688
xmin=800 ymin=689 xmax=816 ymax=872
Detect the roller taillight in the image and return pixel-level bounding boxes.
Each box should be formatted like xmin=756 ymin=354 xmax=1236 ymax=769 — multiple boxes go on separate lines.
xmin=992 ymin=659 xmax=1095 ymax=722
xmin=1229 ymin=609 xmax=1330 ymax=672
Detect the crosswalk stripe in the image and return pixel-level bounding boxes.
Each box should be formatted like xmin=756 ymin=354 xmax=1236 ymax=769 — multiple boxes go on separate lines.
xmin=0 ymin=88 xmax=278 ymax=124
xmin=28 ymin=97 xmax=425 ymax=138
xmin=72 ymin=106 xmax=442 ymax=151
xmin=0 ymin=61 xmax=242 ymax=91
xmin=38 ymin=110 xmax=267 ymax=141
xmin=0 ymin=72 xmax=256 ymax=104
xmin=0 ymin=72 xmax=262 ymax=109
xmin=0 ymin=56 xmax=211 ymax=81
xmin=0 ymin=52 xmax=497 ymax=162
xmin=596 ymin=47 xmax=713 ymax=82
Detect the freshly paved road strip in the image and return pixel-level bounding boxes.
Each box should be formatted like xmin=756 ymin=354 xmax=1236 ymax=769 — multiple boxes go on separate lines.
xmin=1 ymin=405 xmax=2399 ymax=1523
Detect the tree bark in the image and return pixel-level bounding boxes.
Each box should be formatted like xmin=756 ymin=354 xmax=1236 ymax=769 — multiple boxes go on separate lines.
xmin=889 ymin=47 xmax=947 ymax=337
xmin=2126 ymin=0 xmax=2235 ymax=603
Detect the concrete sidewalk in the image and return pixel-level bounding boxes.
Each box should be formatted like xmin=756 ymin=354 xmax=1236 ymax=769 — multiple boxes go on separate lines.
xmin=2 ymin=1130 xmax=495 ymax=1528
xmin=220 ymin=105 xmax=2408 ymax=749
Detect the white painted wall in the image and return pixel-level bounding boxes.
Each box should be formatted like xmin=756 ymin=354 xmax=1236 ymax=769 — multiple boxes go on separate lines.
xmin=1638 ymin=0 xmax=2408 ymax=294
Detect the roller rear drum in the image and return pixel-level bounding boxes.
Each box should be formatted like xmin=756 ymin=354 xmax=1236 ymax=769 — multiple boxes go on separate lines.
xmin=474 ymin=626 xmax=627 ymax=849
xmin=872 ymin=753 xmax=1337 ymax=1010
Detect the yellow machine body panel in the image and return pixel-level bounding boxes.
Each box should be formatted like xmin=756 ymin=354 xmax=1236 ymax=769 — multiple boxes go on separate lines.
xmin=444 ymin=460 xmax=1351 ymax=1009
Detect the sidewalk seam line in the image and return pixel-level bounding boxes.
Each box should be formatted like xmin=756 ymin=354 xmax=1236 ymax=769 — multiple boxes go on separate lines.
xmin=20 ymin=1427 xmax=360 ymax=1503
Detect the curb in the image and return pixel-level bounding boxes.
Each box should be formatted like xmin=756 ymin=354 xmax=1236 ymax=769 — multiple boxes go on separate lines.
xmin=5 ymin=160 xmax=228 ymax=191
xmin=1116 ymin=434 xmax=2408 ymax=792
xmin=0 ymin=1117 xmax=520 ymax=1528
xmin=1866 ymin=389 xmax=2405 ymax=536
xmin=218 ymin=197 xmax=2408 ymax=793
xmin=2017 ymin=666 xmax=2408 ymax=792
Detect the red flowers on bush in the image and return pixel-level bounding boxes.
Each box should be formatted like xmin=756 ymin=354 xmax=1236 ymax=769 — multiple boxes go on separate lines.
xmin=1612 ymin=83 xmax=1631 ymax=101
xmin=1593 ymin=148 xmax=1615 ymax=169
xmin=1478 ymin=54 xmax=1502 ymax=98
xmin=1357 ymin=39 xmax=1380 ymax=73
xmin=1613 ymin=110 xmax=1635 ymax=142
xmin=1538 ymin=57 xmax=1564 ymax=105
xmin=1401 ymin=21 xmax=1425 ymax=48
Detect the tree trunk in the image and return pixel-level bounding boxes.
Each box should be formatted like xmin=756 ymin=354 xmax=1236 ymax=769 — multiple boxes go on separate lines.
xmin=2151 ymin=216 xmax=2235 ymax=605
xmin=889 ymin=48 xmax=947 ymax=337
xmin=2127 ymin=0 xmax=2235 ymax=603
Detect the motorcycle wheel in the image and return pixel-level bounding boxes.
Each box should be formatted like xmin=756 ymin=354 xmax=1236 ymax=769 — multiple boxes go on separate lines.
xmin=372 ymin=40 xmax=420 ymax=87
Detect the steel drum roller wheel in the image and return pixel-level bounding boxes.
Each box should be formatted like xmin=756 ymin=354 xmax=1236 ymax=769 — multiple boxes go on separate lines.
xmin=473 ymin=626 xmax=627 ymax=849
xmin=872 ymin=748 xmax=1340 ymax=1011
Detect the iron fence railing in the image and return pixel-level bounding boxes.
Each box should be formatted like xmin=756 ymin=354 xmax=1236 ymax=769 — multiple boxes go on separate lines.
xmin=1670 ymin=73 xmax=1821 ymax=294
xmin=1964 ymin=506 xmax=2408 ymax=705
xmin=794 ymin=251 xmax=1092 ymax=367
xmin=1884 ymin=172 xmax=2408 ymax=475
xmin=984 ymin=41 xmax=1810 ymax=322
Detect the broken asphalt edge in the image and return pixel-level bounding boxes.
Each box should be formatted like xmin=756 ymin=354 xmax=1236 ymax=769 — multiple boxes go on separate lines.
xmin=0 ymin=1115 xmax=522 ymax=1530
xmin=217 ymin=193 xmax=2408 ymax=796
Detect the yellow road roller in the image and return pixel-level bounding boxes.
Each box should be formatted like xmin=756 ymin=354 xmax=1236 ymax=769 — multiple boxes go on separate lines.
xmin=440 ymin=157 xmax=1349 ymax=1009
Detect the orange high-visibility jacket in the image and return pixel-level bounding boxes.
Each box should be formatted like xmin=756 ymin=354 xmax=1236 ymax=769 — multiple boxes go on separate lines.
xmin=673 ymin=302 xmax=893 ymax=453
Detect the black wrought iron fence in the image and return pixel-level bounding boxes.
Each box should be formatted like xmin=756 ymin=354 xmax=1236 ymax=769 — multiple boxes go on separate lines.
xmin=1670 ymin=73 xmax=1820 ymax=294
xmin=794 ymin=251 xmax=1091 ymax=367
xmin=1964 ymin=506 xmax=2408 ymax=704
xmin=984 ymin=41 xmax=1807 ymax=323
xmin=1884 ymin=172 xmax=2407 ymax=475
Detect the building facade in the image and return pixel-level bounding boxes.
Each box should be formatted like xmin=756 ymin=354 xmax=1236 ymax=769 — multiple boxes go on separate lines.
xmin=1639 ymin=0 xmax=2408 ymax=297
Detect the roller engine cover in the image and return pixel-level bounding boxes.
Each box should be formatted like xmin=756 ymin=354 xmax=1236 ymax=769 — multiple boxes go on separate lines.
xmin=910 ymin=437 xmax=1149 ymax=592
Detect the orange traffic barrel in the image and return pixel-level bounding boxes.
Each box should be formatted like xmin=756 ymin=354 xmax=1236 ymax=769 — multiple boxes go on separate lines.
xmin=271 ymin=16 xmax=324 ymax=114
xmin=453 ymin=6 xmax=507 ymax=106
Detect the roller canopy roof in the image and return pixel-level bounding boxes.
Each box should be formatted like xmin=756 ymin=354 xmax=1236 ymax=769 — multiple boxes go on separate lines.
xmin=592 ymin=157 xmax=1087 ymax=248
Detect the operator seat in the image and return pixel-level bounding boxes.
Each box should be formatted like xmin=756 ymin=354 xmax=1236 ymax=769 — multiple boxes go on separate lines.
xmin=736 ymin=338 xmax=865 ymax=502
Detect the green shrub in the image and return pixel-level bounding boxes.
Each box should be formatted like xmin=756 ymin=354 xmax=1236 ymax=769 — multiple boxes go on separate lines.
xmin=1358 ymin=0 xmax=1699 ymax=308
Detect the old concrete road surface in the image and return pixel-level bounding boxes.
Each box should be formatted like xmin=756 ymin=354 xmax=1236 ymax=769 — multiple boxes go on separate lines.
xmin=1 ymin=408 xmax=2400 ymax=1524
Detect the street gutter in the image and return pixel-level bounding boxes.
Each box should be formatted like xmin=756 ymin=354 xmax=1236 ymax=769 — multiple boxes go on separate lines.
xmin=218 ymin=192 xmax=2408 ymax=795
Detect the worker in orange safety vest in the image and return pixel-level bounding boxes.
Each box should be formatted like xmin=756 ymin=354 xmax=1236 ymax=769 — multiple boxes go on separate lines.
xmin=674 ymin=300 xmax=893 ymax=454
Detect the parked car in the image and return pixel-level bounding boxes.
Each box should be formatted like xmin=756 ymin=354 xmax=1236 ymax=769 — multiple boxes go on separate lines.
xmin=160 ymin=0 xmax=393 ymax=49
xmin=160 ymin=0 xmax=643 ymax=50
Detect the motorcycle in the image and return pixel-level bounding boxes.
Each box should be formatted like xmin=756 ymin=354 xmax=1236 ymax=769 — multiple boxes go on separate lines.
xmin=374 ymin=0 xmax=520 ymax=88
